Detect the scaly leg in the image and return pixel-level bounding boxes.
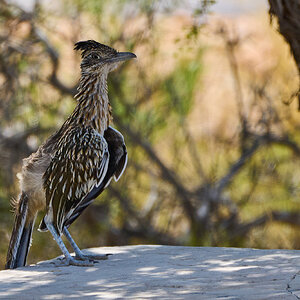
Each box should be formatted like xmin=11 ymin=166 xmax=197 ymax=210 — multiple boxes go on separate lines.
xmin=63 ymin=227 xmax=109 ymax=261
xmin=46 ymin=222 xmax=94 ymax=267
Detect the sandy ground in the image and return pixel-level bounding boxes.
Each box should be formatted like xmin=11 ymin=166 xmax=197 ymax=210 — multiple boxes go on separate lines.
xmin=0 ymin=245 xmax=299 ymax=299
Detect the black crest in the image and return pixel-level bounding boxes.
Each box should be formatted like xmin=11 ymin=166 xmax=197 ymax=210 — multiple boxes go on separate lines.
xmin=74 ymin=40 xmax=117 ymax=57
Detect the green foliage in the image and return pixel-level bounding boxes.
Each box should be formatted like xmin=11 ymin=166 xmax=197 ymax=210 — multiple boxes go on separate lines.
xmin=163 ymin=55 xmax=202 ymax=120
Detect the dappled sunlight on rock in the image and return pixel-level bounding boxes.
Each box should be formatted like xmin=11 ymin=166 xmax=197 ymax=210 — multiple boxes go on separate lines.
xmin=0 ymin=245 xmax=299 ymax=299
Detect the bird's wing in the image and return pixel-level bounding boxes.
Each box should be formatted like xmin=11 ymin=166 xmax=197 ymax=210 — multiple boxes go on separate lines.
xmin=43 ymin=126 xmax=109 ymax=233
xmin=62 ymin=126 xmax=128 ymax=229
xmin=105 ymin=126 xmax=127 ymax=182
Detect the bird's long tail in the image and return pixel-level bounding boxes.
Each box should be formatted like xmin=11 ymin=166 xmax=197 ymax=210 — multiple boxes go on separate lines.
xmin=5 ymin=192 xmax=35 ymax=269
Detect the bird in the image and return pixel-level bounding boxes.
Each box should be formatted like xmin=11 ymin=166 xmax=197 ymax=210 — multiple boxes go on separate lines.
xmin=5 ymin=40 xmax=136 ymax=269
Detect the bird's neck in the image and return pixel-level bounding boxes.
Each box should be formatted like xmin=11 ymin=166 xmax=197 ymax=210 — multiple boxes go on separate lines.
xmin=70 ymin=73 xmax=112 ymax=135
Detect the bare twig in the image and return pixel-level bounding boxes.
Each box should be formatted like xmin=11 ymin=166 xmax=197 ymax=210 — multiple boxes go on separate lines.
xmin=217 ymin=25 xmax=245 ymax=122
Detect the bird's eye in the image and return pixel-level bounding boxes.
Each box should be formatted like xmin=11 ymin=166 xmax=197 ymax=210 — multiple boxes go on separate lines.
xmin=90 ymin=53 xmax=101 ymax=60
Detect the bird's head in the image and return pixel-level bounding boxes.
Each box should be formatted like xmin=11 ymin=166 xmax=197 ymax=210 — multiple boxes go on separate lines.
xmin=74 ymin=40 xmax=136 ymax=76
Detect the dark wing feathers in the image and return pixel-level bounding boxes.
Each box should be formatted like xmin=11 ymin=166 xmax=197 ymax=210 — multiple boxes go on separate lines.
xmin=63 ymin=126 xmax=127 ymax=228
xmin=42 ymin=126 xmax=109 ymax=233
xmin=114 ymin=145 xmax=127 ymax=181
xmin=104 ymin=126 xmax=127 ymax=182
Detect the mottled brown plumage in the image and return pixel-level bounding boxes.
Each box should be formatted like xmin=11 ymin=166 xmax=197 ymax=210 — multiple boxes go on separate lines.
xmin=5 ymin=40 xmax=136 ymax=269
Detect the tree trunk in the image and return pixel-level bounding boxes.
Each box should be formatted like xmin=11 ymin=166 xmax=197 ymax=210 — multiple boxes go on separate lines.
xmin=268 ymin=0 xmax=300 ymax=108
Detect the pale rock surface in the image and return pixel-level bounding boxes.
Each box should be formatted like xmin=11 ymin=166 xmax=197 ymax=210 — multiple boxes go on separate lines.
xmin=0 ymin=245 xmax=299 ymax=299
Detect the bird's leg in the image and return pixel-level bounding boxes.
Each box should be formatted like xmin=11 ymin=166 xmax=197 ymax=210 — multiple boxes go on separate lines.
xmin=63 ymin=227 xmax=109 ymax=261
xmin=45 ymin=222 xmax=94 ymax=267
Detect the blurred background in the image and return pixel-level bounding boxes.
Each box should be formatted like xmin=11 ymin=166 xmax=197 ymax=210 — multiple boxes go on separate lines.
xmin=0 ymin=0 xmax=300 ymax=269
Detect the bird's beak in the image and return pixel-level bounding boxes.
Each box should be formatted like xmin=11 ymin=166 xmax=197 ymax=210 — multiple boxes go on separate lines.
xmin=107 ymin=52 xmax=137 ymax=63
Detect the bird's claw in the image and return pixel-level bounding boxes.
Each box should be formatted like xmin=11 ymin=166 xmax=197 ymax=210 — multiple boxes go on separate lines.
xmin=75 ymin=253 xmax=112 ymax=261
xmin=68 ymin=257 xmax=94 ymax=267
xmin=54 ymin=256 xmax=95 ymax=267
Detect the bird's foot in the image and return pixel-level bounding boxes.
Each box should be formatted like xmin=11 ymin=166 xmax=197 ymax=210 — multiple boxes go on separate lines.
xmin=68 ymin=257 xmax=94 ymax=267
xmin=54 ymin=256 xmax=95 ymax=267
xmin=75 ymin=253 xmax=111 ymax=261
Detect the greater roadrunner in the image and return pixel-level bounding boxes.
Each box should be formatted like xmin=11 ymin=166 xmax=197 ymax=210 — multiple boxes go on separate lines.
xmin=5 ymin=40 xmax=136 ymax=269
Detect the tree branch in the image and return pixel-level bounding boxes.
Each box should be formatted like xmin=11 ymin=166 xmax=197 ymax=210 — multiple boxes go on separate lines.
xmin=113 ymin=116 xmax=197 ymax=223
xmin=215 ymin=138 xmax=263 ymax=194
xmin=230 ymin=210 xmax=300 ymax=238
xmin=214 ymin=132 xmax=300 ymax=195
xmin=31 ymin=26 xmax=78 ymax=96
